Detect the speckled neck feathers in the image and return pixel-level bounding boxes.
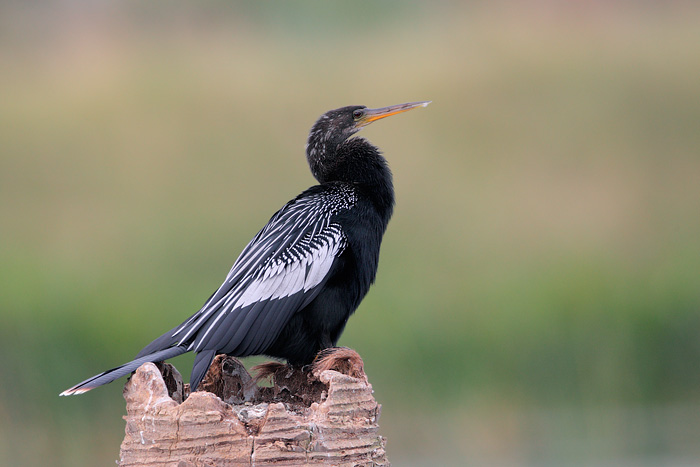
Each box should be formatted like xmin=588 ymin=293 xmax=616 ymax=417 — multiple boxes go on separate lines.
xmin=305 ymin=107 xmax=394 ymax=222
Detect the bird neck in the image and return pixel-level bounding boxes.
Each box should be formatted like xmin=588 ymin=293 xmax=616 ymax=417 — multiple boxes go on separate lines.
xmin=308 ymin=137 xmax=395 ymax=221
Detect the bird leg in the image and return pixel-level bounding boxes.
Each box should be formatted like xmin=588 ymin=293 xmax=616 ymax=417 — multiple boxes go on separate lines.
xmin=320 ymin=333 xmax=334 ymax=350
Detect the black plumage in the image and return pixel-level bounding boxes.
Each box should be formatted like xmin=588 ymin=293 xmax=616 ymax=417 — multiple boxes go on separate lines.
xmin=61 ymin=101 xmax=430 ymax=396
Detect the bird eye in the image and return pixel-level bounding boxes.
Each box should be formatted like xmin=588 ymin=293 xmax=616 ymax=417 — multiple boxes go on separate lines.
xmin=352 ymin=109 xmax=364 ymax=120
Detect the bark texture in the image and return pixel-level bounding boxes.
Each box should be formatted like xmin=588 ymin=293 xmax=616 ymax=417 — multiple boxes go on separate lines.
xmin=118 ymin=349 xmax=389 ymax=466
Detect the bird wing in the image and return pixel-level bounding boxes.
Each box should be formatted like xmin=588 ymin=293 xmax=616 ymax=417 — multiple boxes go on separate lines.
xmin=171 ymin=185 xmax=357 ymax=356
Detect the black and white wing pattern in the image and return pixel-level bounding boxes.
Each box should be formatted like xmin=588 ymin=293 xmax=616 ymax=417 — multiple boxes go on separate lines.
xmin=60 ymin=184 xmax=358 ymax=396
xmin=171 ymin=184 xmax=358 ymax=359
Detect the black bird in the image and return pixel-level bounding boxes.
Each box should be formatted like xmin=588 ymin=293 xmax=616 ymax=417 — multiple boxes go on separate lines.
xmin=61 ymin=101 xmax=430 ymax=396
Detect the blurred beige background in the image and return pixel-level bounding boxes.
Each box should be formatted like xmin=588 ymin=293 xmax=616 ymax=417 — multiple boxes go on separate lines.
xmin=1 ymin=2 xmax=699 ymax=466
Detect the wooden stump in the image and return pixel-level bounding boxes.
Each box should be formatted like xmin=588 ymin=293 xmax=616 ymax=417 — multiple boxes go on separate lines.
xmin=118 ymin=350 xmax=390 ymax=466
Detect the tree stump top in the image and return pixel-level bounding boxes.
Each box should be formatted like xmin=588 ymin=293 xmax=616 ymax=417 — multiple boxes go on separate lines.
xmin=118 ymin=350 xmax=390 ymax=467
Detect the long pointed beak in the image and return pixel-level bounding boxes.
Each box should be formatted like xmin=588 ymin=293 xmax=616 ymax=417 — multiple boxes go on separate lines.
xmin=356 ymin=101 xmax=431 ymax=128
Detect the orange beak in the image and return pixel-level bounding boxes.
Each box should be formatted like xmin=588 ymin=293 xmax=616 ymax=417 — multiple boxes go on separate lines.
xmin=355 ymin=101 xmax=431 ymax=128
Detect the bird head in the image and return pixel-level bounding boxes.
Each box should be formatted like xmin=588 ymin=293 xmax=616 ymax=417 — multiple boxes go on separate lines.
xmin=306 ymin=101 xmax=430 ymax=182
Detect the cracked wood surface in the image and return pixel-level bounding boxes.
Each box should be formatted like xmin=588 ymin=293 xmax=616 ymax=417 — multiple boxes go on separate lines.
xmin=118 ymin=351 xmax=390 ymax=466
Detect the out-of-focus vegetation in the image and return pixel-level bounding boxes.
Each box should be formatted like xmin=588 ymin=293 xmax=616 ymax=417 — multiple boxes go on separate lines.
xmin=1 ymin=2 xmax=699 ymax=466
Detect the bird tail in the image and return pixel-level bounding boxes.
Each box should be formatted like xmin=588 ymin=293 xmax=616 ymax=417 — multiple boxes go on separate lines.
xmin=59 ymin=346 xmax=188 ymax=396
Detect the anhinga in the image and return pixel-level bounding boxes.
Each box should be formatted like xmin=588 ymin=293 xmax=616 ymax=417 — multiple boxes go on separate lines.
xmin=61 ymin=100 xmax=430 ymax=396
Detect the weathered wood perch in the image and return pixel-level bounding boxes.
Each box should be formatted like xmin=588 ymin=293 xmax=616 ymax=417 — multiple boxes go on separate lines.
xmin=118 ymin=349 xmax=390 ymax=466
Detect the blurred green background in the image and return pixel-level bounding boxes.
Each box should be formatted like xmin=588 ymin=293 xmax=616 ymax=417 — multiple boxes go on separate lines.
xmin=1 ymin=1 xmax=699 ymax=466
